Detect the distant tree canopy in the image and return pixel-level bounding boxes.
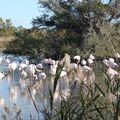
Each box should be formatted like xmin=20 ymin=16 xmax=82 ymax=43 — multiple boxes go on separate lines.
xmin=33 ymin=0 xmax=120 ymax=32
xmin=0 ymin=17 xmax=14 ymax=36
xmin=31 ymin=0 xmax=120 ymax=59
xmin=4 ymin=0 xmax=120 ymax=60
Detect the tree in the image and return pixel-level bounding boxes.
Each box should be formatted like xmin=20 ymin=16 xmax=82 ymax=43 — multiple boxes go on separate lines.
xmin=33 ymin=0 xmax=120 ymax=31
xmin=5 ymin=19 xmax=12 ymax=28
xmin=5 ymin=19 xmax=14 ymax=36
xmin=0 ymin=18 xmax=14 ymax=36
xmin=31 ymin=0 xmax=120 ymax=58
xmin=0 ymin=17 xmax=5 ymax=29
xmin=6 ymin=0 xmax=120 ymax=59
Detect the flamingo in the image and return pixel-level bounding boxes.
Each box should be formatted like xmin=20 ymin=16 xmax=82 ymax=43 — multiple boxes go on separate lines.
xmin=106 ymin=67 xmax=118 ymax=79
xmin=49 ymin=64 xmax=57 ymax=75
xmin=60 ymin=70 xmax=67 ymax=78
xmin=81 ymin=59 xmax=92 ymax=71
xmin=0 ymin=72 xmax=7 ymax=79
xmin=89 ymin=54 xmax=95 ymax=60
xmin=53 ymin=75 xmax=70 ymax=103
xmin=81 ymin=59 xmax=87 ymax=66
xmin=87 ymin=58 xmax=94 ymax=67
xmin=43 ymin=58 xmax=49 ymax=64
xmin=21 ymin=70 xmax=28 ymax=78
xmin=34 ymin=71 xmax=46 ymax=89
xmin=23 ymin=64 xmax=42 ymax=81
xmin=73 ymin=55 xmax=80 ymax=64
xmin=103 ymin=58 xmax=118 ymax=68
xmin=8 ymin=62 xmax=18 ymax=95
xmin=74 ymin=55 xmax=80 ymax=61
xmin=108 ymin=58 xmax=118 ymax=68
xmin=36 ymin=63 xmax=43 ymax=70
xmin=37 ymin=72 xmax=46 ymax=80
xmin=8 ymin=62 xmax=18 ymax=72
xmin=18 ymin=62 xmax=28 ymax=71
xmin=103 ymin=59 xmax=109 ymax=66
xmin=19 ymin=69 xmax=28 ymax=85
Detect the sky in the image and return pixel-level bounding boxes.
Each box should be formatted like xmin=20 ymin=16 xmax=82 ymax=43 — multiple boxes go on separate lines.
xmin=0 ymin=0 xmax=40 ymax=28
xmin=0 ymin=0 xmax=110 ymax=28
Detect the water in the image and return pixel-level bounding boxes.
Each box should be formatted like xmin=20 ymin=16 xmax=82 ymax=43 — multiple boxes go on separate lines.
xmin=0 ymin=53 xmax=78 ymax=120
xmin=0 ymin=54 xmax=46 ymax=120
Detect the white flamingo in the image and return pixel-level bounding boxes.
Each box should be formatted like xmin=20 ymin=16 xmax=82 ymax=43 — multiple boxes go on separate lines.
xmin=103 ymin=58 xmax=118 ymax=68
xmin=0 ymin=72 xmax=7 ymax=79
xmin=36 ymin=63 xmax=43 ymax=70
xmin=81 ymin=59 xmax=92 ymax=71
xmin=18 ymin=62 xmax=28 ymax=71
xmin=73 ymin=55 xmax=81 ymax=64
xmin=89 ymin=54 xmax=95 ymax=60
xmin=23 ymin=64 xmax=42 ymax=81
xmin=37 ymin=72 xmax=46 ymax=80
xmin=74 ymin=55 xmax=80 ymax=61
xmin=8 ymin=62 xmax=18 ymax=95
xmin=87 ymin=58 xmax=94 ymax=67
xmin=49 ymin=64 xmax=57 ymax=75
xmin=103 ymin=59 xmax=109 ymax=66
xmin=8 ymin=62 xmax=18 ymax=72
xmin=49 ymin=60 xmax=59 ymax=75
xmin=108 ymin=58 xmax=118 ymax=68
xmin=34 ymin=71 xmax=47 ymax=91
xmin=81 ymin=59 xmax=87 ymax=66
xmin=106 ymin=67 xmax=119 ymax=79
xmin=43 ymin=58 xmax=49 ymax=64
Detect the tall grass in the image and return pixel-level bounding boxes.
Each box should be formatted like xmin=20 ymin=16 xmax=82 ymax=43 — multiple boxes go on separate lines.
xmin=42 ymin=62 xmax=120 ymax=120
xmin=1 ymin=61 xmax=120 ymax=120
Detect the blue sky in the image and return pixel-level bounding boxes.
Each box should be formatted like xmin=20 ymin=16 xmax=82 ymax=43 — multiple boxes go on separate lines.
xmin=0 ymin=0 xmax=40 ymax=28
xmin=0 ymin=0 xmax=110 ymax=28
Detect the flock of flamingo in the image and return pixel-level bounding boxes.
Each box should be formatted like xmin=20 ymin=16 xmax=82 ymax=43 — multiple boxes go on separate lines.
xmin=0 ymin=52 xmax=119 ymax=106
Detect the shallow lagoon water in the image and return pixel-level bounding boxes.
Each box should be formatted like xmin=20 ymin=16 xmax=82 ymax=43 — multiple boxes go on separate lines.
xmin=0 ymin=54 xmax=46 ymax=120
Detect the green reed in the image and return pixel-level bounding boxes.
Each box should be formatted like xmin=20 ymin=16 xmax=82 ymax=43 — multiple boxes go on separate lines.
xmin=43 ymin=63 xmax=120 ymax=120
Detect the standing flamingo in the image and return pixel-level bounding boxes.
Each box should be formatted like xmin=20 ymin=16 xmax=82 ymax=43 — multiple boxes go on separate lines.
xmin=8 ymin=62 xmax=18 ymax=95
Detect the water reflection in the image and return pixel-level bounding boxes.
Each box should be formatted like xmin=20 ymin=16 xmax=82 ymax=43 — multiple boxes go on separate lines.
xmin=9 ymin=86 xmax=18 ymax=103
xmin=0 ymin=54 xmax=44 ymax=119
xmin=0 ymin=53 xmax=71 ymax=119
xmin=0 ymin=96 xmax=4 ymax=106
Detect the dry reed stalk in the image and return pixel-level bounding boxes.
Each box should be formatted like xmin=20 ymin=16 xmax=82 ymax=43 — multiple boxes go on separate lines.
xmin=63 ymin=53 xmax=74 ymax=81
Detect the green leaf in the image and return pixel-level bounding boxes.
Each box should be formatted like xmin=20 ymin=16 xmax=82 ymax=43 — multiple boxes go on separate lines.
xmin=93 ymin=103 xmax=105 ymax=120
xmin=94 ymin=82 xmax=105 ymax=97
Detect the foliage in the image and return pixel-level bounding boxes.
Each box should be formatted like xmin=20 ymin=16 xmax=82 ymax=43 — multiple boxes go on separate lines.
xmin=82 ymin=22 xmax=120 ymax=58
xmin=3 ymin=0 xmax=120 ymax=60
xmin=4 ymin=28 xmax=44 ymax=57
xmin=41 ymin=62 xmax=120 ymax=120
xmin=0 ymin=17 xmax=14 ymax=36
xmin=31 ymin=0 xmax=120 ymax=59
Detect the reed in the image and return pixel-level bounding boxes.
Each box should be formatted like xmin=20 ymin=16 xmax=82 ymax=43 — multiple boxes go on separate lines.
xmin=0 ymin=57 xmax=120 ymax=120
xmin=42 ymin=62 xmax=120 ymax=120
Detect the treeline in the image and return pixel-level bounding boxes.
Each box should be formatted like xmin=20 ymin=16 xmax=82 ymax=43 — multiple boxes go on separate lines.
xmin=3 ymin=0 xmax=120 ymax=60
xmin=0 ymin=17 xmax=14 ymax=36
